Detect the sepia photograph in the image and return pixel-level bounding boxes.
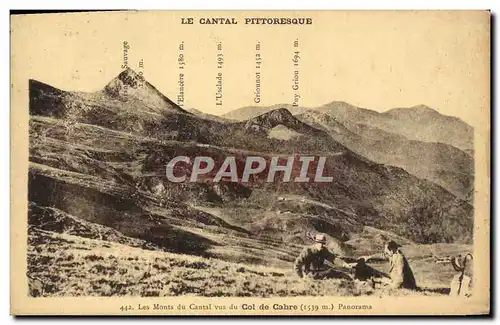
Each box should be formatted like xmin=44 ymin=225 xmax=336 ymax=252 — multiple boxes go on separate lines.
xmin=10 ymin=10 xmax=490 ymax=315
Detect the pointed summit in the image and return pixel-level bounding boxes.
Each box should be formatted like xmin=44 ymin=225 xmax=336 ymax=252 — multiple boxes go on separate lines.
xmin=104 ymin=67 xmax=146 ymax=95
xmin=116 ymin=67 xmax=143 ymax=87
xmin=103 ymin=68 xmax=186 ymax=114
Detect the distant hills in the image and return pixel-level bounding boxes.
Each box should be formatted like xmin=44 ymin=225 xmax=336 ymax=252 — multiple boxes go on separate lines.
xmin=295 ymin=110 xmax=473 ymax=199
xmin=222 ymin=101 xmax=473 ymax=152
xmin=28 ymin=68 xmax=474 ymax=274
xmin=186 ymin=107 xmax=230 ymax=123
xmin=222 ymin=102 xmax=474 ymax=199
xmin=222 ymin=104 xmax=308 ymax=121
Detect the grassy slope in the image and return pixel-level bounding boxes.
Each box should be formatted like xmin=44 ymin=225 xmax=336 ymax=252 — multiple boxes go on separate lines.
xmin=28 ymin=227 xmax=460 ymax=298
xmin=28 ymin=200 xmax=471 ymax=297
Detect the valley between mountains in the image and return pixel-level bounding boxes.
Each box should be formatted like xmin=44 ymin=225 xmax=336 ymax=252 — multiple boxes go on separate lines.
xmin=27 ymin=68 xmax=474 ymax=297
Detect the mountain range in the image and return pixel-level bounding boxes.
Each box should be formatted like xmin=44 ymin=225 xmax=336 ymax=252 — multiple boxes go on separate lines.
xmin=221 ymin=101 xmax=473 ymax=153
xmin=28 ymin=68 xmax=474 ymax=276
xmin=218 ymin=103 xmax=474 ymax=200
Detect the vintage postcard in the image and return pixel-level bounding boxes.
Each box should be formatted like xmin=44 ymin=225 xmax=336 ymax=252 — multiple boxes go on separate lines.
xmin=10 ymin=10 xmax=490 ymax=315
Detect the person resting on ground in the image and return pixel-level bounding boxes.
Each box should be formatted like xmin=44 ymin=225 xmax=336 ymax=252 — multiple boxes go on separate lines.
xmin=293 ymin=233 xmax=353 ymax=280
xmin=346 ymin=257 xmax=390 ymax=283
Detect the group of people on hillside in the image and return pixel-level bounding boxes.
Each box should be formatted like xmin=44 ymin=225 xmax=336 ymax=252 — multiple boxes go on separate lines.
xmin=293 ymin=233 xmax=473 ymax=296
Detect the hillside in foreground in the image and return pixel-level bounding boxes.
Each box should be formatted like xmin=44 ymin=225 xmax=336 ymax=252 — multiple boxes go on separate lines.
xmin=29 ymin=228 xmax=465 ymax=297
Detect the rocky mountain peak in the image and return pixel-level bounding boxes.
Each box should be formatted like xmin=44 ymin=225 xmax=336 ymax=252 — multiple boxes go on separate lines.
xmin=104 ymin=68 xmax=145 ymax=95
xmin=101 ymin=68 xmax=186 ymax=113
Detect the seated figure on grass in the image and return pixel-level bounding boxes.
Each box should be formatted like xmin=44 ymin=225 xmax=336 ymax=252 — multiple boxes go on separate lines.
xmin=361 ymin=240 xmax=418 ymax=290
xmin=293 ymin=233 xmax=354 ymax=280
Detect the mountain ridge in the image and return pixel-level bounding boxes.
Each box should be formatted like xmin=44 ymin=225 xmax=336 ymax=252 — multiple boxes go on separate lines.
xmin=222 ymin=101 xmax=473 ymax=152
xmin=26 ymin=68 xmax=475 ymax=298
xmin=296 ymin=109 xmax=473 ymax=199
xmin=28 ymin=68 xmax=474 ymax=256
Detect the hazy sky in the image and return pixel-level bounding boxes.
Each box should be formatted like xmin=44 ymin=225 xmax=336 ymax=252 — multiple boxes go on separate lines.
xmin=11 ymin=11 xmax=489 ymax=127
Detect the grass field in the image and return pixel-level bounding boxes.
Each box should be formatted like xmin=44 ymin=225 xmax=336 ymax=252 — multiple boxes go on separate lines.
xmin=28 ymin=227 xmax=465 ymax=297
